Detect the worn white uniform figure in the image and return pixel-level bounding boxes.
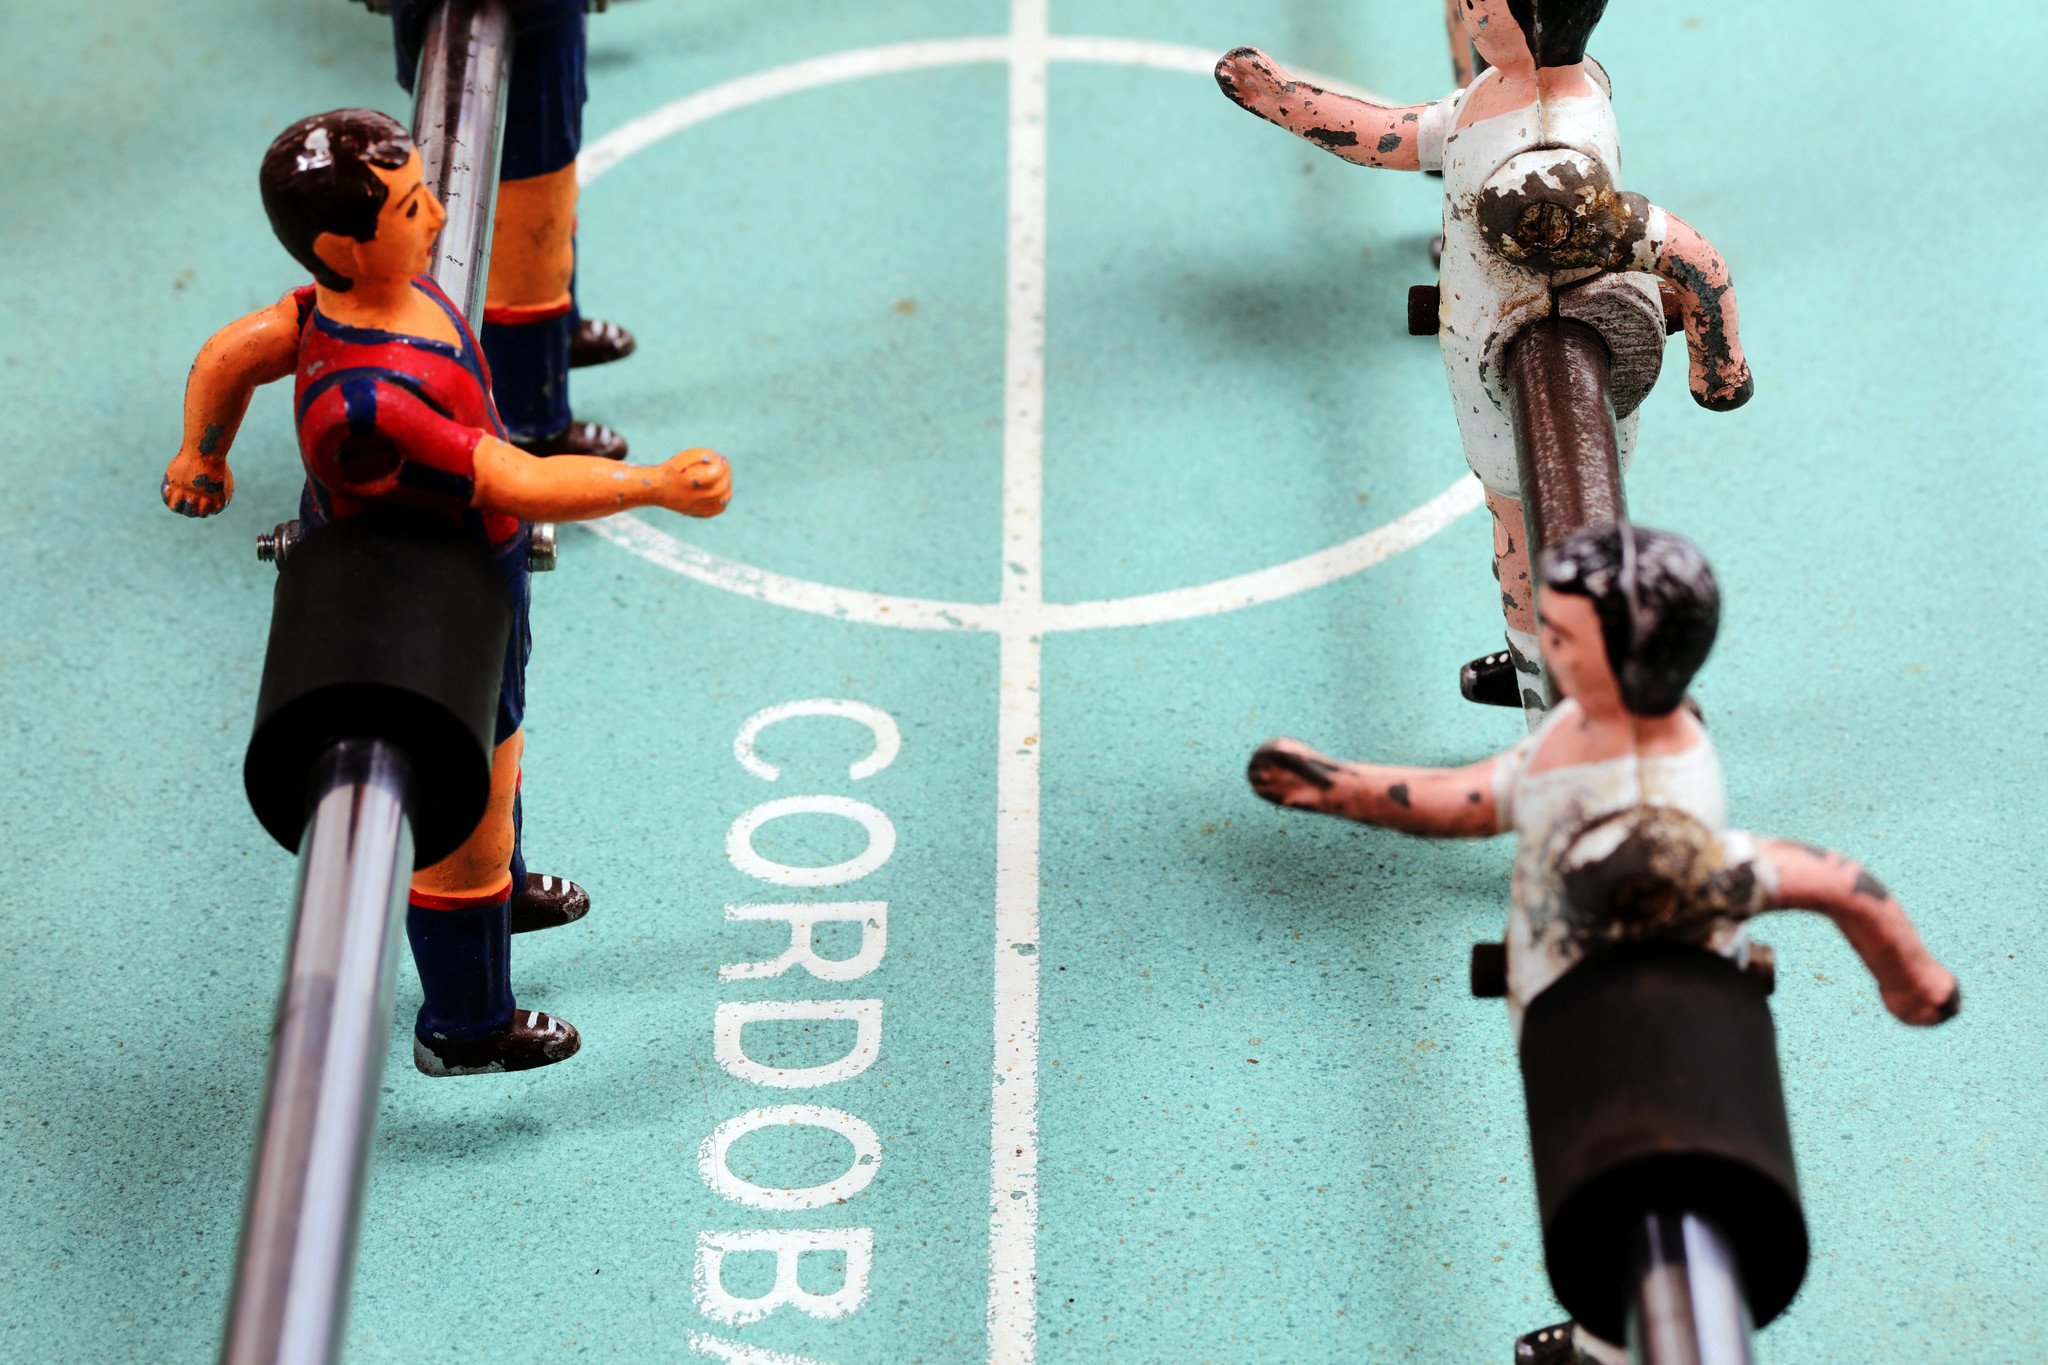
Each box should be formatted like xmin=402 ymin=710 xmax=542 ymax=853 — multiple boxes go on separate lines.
xmin=1492 ymin=699 xmax=1771 ymax=1032
xmin=1415 ymin=70 xmax=1665 ymax=672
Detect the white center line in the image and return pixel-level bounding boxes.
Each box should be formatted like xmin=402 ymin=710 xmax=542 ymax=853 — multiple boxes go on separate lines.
xmin=989 ymin=1 xmax=1047 ymax=1361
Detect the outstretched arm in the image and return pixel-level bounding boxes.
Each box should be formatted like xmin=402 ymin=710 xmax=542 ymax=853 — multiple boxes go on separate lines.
xmin=162 ymin=292 xmax=303 ymax=516
xmin=1633 ymin=207 xmax=1752 ymax=411
xmin=1248 ymin=737 xmax=1502 ymax=837
xmin=1215 ymin=47 xmax=1436 ymax=171
xmin=471 ymin=440 xmax=732 ymax=522
xmin=1759 ymin=839 xmax=1958 ymax=1026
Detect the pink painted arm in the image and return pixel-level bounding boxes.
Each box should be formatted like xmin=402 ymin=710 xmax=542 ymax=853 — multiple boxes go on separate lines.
xmin=1758 ymin=839 xmax=1959 ymax=1026
xmin=161 ymin=292 xmax=302 ymax=517
xmin=1215 ymin=47 xmax=1433 ymax=171
xmin=1248 ymin=737 xmax=1501 ymax=837
xmin=1642 ymin=209 xmax=1753 ymax=411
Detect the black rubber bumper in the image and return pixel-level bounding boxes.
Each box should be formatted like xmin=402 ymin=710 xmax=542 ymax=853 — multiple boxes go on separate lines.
xmin=244 ymin=514 xmax=512 ymax=868
xmin=1519 ymin=942 xmax=1809 ymax=1343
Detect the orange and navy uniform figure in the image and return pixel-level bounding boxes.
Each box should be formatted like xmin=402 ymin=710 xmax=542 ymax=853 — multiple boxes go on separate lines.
xmin=392 ymin=0 xmax=589 ymax=449
xmin=291 ymin=274 xmax=534 ymax=1045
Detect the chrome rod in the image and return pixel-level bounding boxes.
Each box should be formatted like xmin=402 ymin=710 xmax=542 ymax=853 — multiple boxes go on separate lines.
xmin=221 ymin=741 xmax=415 ymax=1365
xmin=1627 ymin=1209 xmax=1756 ymax=1365
xmin=411 ymin=0 xmax=514 ymax=324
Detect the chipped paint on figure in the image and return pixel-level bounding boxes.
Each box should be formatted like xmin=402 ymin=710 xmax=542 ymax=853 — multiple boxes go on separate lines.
xmin=1247 ymin=523 xmax=1958 ymax=1033
xmin=1218 ymin=2 xmax=1752 ymax=710
xmin=1247 ymin=521 xmax=1960 ymax=1364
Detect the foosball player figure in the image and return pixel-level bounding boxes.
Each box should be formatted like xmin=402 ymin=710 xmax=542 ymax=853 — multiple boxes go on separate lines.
xmin=1248 ymin=523 xmax=1959 ymax=1363
xmin=160 ymin=109 xmax=733 ymax=1075
xmin=389 ymin=0 xmax=635 ymax=459
xmin=1217 ymin=2 xmax=1753 ymax=712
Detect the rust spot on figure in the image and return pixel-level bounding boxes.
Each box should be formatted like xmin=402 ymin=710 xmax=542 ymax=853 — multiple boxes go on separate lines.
xmin=1477 ymin=158 xmax=1649 ymax=274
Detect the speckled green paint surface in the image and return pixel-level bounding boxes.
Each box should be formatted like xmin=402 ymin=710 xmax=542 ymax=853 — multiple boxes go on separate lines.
xmin=2 ymin=2 xmax=2043 ymax=1362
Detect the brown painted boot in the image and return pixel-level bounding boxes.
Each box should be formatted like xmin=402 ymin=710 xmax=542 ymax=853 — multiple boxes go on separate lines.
xmin=1460 ymin=650 xmax=1522 ymax=707
xmin=413 ymin=1010 xmax=581 ymax=1077
xmin=569 ymin=317 xmax=637 ymax=368
xmin=515 ymin=420 xmax=628 ymax=461
xmin=509 ymin=873 xmax=590 ymax=934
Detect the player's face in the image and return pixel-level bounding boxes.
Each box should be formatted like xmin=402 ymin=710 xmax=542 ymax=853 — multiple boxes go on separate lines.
xmin=1459 ymin=0 xmax=1535 ymax=72
xmin=357 ymin=150 xmax=447 ymax=282
xmin=1537 ymin=589 xmax=1622 ymax=712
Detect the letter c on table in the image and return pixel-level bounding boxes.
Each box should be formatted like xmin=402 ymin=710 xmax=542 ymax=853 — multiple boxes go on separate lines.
xmin=734 ymin=698 xmax=902 ymax=782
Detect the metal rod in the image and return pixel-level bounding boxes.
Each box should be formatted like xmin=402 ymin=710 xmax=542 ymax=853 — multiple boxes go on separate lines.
xmin=1627 ymin=1209 xmax=1756 ymax=1365
xmin=411 ymin=0 xmax=514 ymax=325
xmin=221 ymin=740 xmax=415 ymax=1365
xmin=1506 ymin=314 xmax=1626 ymax=709
xmin=1508 ymin=314 xmax=1626 ymax=574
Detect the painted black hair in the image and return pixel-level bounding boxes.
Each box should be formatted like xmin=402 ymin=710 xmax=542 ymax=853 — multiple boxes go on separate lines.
xmin=259 ymin=109 xmax=413 ymax=292
xmin=1504 ymin=0 xmax=1609 ymax=67
xmin=1539 ymin=522 xmax=1719 ymax=716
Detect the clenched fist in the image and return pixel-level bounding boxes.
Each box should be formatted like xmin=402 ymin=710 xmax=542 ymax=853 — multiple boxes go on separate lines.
xmin=658 ymin=448 xmax=732 ymax=518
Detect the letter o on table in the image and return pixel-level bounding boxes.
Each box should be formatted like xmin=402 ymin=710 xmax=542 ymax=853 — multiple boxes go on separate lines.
xmin=727 ymin=795 xmax=896 ymax=887
xmin=698 ymin=1105 xmax=883 ymax=1211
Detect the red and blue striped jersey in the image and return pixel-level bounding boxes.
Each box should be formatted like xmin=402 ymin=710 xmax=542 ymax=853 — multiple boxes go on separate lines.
xmin=291 ymin=277 xmax=522 ymax=552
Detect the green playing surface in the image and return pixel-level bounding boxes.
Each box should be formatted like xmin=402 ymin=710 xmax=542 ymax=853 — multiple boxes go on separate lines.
xmin=4 ymin=1 xmax=2045 ymax=1361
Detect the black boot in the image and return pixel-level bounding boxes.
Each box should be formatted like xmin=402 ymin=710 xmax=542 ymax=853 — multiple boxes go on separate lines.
xmin=413 ymin=1009 xmax=581 ymax=1077
xmin=406 ymin=899 xmax=580 ymax=1077
xmin=509 ymin=872 xmax=590 ymax=934
xmin=1460 ymin=650 xmax=1523 ymax=708
xmin=1514 ymin=1322 xmax=1581 ymax=1364
xmin=569 ymin=317 xmax=637 ymax=368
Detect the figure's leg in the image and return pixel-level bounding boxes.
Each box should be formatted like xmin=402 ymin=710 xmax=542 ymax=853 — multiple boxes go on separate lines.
xmin=407 ymin=729 xmax=581 ymax=1076
xmin=483 ymin=2 xmax=627 ymax=459
xmin=1462 ymin=486 xmax=1545 ymax=720
xmin=483 ymin=552 xmax=591 ymax=935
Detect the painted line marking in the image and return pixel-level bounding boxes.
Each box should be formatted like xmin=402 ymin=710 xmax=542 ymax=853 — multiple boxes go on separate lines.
xmin=576 ymin=28 xmax=1463 ymax=1365
xmin=577 ymin=36 xmax=1462 ymax=637
xmin=988 ymin=9 xmax=1046 ymax=1360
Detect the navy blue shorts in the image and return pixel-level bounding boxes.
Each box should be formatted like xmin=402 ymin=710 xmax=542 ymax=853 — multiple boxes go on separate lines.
xmin=392 ymin=0 xmax=584 ymax=181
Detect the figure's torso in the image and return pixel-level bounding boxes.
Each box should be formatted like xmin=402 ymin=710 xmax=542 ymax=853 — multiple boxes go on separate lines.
xmin=291 ymin=277 xmax=523 ymax=554
xmin=1497 ymin=700 xmax=1755 ymax=1024
xmin=1421 ymin=63 xmax=1655 ymax=493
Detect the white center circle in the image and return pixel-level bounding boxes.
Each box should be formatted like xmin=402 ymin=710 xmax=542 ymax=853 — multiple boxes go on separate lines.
xmin=579 ymin=36 xmax=1479 ymax=634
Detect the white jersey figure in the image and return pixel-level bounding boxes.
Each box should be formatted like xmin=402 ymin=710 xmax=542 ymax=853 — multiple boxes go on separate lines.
xmin=1249 ymin=522 xmax=1957 ymax=1365
xmin=1493 ymin=695 xmax=1765 ymax=1023
xmin=1218 ymin=2 xmax=1752 ymax=719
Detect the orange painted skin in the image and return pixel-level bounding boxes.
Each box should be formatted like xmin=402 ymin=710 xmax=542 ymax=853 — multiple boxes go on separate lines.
xmin=160 ymin=148 xmax=733 ymax=904
xmin=1219 ymin=0 xmax=1751 ymax=410
xmin=1249 ymin=590 xmax=1959 ymax=1026
xmin=412 ymin=732 xmax=526 ymax=904
xmin=485 ymin=162 xmax=578 ymax=317
xmin=161 ymin=150 xmax=731 ymax=523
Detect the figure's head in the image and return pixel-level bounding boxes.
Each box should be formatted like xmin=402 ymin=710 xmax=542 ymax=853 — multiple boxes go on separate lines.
xmin=1458 ymin=0 xmax=1608 ymax=73
xmin=1537 ymin=522 xmax=1719 ymax=717
xmin=259 ymin=108 xmax=445 ymax=292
